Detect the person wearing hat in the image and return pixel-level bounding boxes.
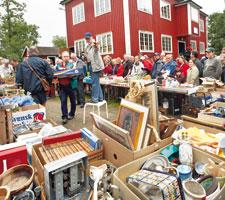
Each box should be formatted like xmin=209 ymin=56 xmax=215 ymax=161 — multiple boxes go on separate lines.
xmin=152 ymin=52 xmax=164 ymax=79
xmin=84 ymin=32 xmax=104 ymax=103
xmin=203 ymin=47 xmax=222 ymax=79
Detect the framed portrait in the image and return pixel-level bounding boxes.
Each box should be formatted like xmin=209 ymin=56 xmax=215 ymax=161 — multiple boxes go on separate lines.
xmin=90 ymin=112 xmax=134 ymax=150
xmin=117 ymin=99 xmax=149 ymax=151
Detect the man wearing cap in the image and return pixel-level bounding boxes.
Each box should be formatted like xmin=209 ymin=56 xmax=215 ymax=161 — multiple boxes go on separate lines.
xmin=84 ymin=32 xmax=104 ymax=103
xmin=203 ymin=47 xmax=222 ymax=80
xmin=152 ymin=52 xmax=164 ymax=79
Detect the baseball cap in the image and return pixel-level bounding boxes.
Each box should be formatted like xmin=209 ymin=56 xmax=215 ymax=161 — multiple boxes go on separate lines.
xmin=205 ymin=47 xmax=215 ymax=53
xmin=154 ymin=52 xmax=160 ymax=56
xmin=84 ymin=32 xmax=92 ymax=39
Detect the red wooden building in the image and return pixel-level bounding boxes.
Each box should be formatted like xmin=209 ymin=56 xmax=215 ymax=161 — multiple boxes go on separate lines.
xmin=60 ymin=0 xmax=208 ymax=58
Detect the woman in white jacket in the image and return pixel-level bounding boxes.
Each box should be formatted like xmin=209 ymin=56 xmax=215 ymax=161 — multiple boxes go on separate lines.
xmin=131 ymin=56 xmax=144 ymax=76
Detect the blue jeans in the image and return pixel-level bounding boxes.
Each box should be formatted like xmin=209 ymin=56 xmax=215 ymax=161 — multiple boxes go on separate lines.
xmin=59 ymin=85 xmax=76 ymax=119
xmin=91 ymin=71 xmax=103 ymax=102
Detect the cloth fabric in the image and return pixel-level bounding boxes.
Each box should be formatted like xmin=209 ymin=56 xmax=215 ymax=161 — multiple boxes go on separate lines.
xmin=116 ymin=64 xmax=124 ymax=76
xmin=59 ymin=84 xmax=76 ymax=119
xmin=160 ymin=60 xmax=177 ymax=75
xmin=0 ymin=64 xmax=14 ymax=78
xmin=142 ymin=59 xmax=153 ymax=71
xmin=203 ymin=57 xmax=222 ymax=79
xmin=31 ymin=91 xmax=47 ymax=105
xmin=193 ymin=58 xmax=203 ymax=77
xmin=177 ymin=63 xmax=189 ymax=78
xmin=187 ymin=66 xmax=200 ymax=85
xmin=103 ymin=64 xmax=113 ymax=75
xmin=91 ymin=70 xmax=103 ymax=103
xmin=131 ymin=62 xmax=144 ymax=76
xmin=16 ymin=55 xmax=53 ymax=96
xmin=152 ymin=59 xmax=163 ymax=79
xmin=75 ymin=80 xmax=85 ymax=105
xmin=123 ymin=60 xmax=133 ymax=77
xmin=85 ymin=43 xmax=104 ymax=72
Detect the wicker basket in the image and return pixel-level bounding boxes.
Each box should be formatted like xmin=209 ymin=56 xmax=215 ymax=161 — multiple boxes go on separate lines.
xmin=0 ymin=186 xmax=10 ymax=200
xmin=0 ymin=165 xmax=34 ymax=195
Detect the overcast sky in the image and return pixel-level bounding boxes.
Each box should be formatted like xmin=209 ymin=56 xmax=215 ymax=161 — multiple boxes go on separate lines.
xmin=20 ymin=0 xmax=225 ymax=46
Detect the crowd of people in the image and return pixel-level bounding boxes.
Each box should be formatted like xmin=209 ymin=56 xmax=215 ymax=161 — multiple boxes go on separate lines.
xmin=1 ymin=31 xmax=225 ymax=125
xmin=101 ymin=47 xmax=225 ymax=86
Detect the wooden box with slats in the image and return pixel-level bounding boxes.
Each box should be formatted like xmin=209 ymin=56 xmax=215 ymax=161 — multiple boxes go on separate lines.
xmin=32 ymin=131 xmax=103 ymax=186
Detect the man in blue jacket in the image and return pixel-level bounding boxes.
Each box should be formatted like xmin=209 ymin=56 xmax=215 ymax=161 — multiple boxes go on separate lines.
xmin=16 ymin=46 xmax=53 ymax=106
xmin=152 ymin=52 xmax=163 ymax=79
xmin=160 ymin=54 xmax=177 ymax=76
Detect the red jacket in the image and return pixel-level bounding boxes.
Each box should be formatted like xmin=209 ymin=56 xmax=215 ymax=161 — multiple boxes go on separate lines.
xmin=177 ymin=63 xmax=189 ymax=78
xmin=142 ymin=59 xmax=153 ymax=71
xmin=117 ymin=64 xmax=124 ymax=76
xmin=103 ymin=64 xmax=113 ymax=75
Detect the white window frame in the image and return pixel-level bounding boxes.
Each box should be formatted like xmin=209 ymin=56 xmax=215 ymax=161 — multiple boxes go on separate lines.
xmin=137 ymin=0 xmax=152 ymax=14
xmin=191 ymin=6 xmax=199 ymax=23
xmin=190 ymin=40 xmax=197 ymax=51
xmin=72 ymin=3 xmax=85 ymax=25
xmin=94 ymin=0 xmax=111 ymax=17
xmin=139 ymin=30 xmax=154 ymax=53
xmin=96 ymin=32 xmax=114 ymax=55
xmin=199 ymin=42 xmax=205 ymax=54
xmin=74 ymin=39 xmax=86 ymax=57
xmin=161 ymin=34 xmax=173 ymax=53
xmin=200 ymin=19 xmax=204 ymax=32
xmin=160 ymin=0 xmax=171 ymax=21
xmin=193 ymin=27 xmax=199 ymax=34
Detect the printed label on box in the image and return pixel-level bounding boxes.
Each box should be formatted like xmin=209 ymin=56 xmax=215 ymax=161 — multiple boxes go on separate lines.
xmin=12 ymin=106 xmax=46 ymax=125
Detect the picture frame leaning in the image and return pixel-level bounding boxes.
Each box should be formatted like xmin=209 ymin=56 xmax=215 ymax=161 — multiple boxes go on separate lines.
xmin=90 ymin=112 xmax=134 ymax=151
xmin=117 ymin=99 xmax=149 ymax=151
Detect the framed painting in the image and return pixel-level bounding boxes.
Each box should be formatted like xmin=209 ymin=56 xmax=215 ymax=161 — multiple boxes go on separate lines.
xmin=90 ymin=112 xmax=134 ymax=150
xmin=117 ymin=99 xmax=149 ymax=151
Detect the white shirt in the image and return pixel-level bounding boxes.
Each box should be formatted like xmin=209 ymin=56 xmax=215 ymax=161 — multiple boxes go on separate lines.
xmin=0 ymin=64 xmax=14 ymax=78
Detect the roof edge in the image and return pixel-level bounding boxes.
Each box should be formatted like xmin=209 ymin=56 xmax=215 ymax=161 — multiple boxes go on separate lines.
xmin=60 ymin=0 xmax=71 ymax=5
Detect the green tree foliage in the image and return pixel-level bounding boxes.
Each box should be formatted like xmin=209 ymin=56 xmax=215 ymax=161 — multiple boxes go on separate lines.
xmin=0 ymin=0 xmax=39 ymax=59
xmin=52 ymin=35 xmax=67 ymax=48
xmin=208 ymin=10 xmax=225 ymax=55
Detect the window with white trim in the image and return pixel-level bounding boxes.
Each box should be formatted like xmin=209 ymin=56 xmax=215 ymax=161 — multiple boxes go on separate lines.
xmin=137 ymin=0 xmax=152 ymax=14
xmin=74 ymin=39 xmax=85 ymax=57
xmin=200 ymin=42 xmax=205 ymax=54
xmin=190 ymin=40 xmax=197 ymax=51
xmin=72 ymin=3 xmax=85 ymax=25
xmin=160 ymin=0 xmax=171 ymax=20
xmin=94 ymin=0 xmax=111 ymax=17
xmin=200 ymin=19 xmax=204 ymax=32
xmin=139 ymin=31 xmax=154 ymax=52
xmin=161 ymin=35 xmax=172 ymax=53
xmin=191 ymin=7 xmax=199 ymax=22
xmin=96 ymin=32 xmax=113 ymax=55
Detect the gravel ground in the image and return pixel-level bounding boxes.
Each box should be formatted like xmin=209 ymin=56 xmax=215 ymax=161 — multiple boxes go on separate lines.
xmin=46 ymin=97 xmax=120 ymax=131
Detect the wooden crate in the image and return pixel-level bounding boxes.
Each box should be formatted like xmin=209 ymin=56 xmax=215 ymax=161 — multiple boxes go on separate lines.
xmin=0 ymin=109 xmax=13 ymax=144
xmin=32 ymin=133 xmax=103 ymax=185
xmin=198 ymin=102 xmax=225 ymax=126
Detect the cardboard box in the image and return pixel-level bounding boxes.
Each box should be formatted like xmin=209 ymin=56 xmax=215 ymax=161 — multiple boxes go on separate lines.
xmin=12 ymin=104 xmax=46 ymax=125
xmin=198 ymin=102 xmax=225 ymax=126
xmin=113 ymin=147 xmax=225 ymax=200
xmin=0 ymin=143 xmax=28 ymax=174
xmin=93 ymin=126 xmax=172 ymax=167
xmin=182 ymin=115 xmax=225 ymax=134
xmin=32 ymin=131 xmax=103 ymax=185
